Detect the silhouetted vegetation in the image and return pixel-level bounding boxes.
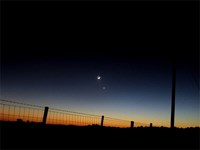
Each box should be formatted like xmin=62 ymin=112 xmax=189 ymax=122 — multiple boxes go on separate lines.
xmin=1 ymin=121 xmax=199 ymax=149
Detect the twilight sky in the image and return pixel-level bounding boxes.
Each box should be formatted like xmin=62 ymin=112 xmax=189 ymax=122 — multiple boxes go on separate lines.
xmin=1 ymin=1 xmax=199 ymax=127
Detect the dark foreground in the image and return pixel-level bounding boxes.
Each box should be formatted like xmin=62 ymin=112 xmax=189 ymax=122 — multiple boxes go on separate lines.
xmin=1 ymin=121 xmax=199 ymax=149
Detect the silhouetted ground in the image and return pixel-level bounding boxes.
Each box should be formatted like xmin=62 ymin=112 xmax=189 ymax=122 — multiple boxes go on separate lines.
xmin=1 ymin=121 xmax=199 ymax=149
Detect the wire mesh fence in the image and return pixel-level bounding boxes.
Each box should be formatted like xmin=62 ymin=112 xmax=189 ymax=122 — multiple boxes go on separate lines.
xmin=0 ymin=99 xmax=155 ymax=128
xmin=0 ymin=99 xmax=44 ymax=123
xmin=47 ymin=108 xmax=101 ymax=126
xmin=104 ymin=116 xmax=130 ymax=128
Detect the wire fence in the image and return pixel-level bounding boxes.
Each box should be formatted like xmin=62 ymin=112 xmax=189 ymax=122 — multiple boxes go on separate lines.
xmin=47 ymin=107 xmax=101 ymax=126
xmin=0 ymin=99 xmax=44 ymax=123
xmin=104 ymin=116 xmax=130 ymax=128
xmin=0 ymin=99 xmax=154 ymax=128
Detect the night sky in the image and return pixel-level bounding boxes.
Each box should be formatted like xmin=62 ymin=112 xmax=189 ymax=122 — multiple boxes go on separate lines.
xmin=1 ymin=1 xmax=199 ymax=127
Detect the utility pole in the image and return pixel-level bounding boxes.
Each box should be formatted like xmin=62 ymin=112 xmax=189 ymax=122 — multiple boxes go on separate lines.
xmin=171 ymin=59 xmax=176 ymax=128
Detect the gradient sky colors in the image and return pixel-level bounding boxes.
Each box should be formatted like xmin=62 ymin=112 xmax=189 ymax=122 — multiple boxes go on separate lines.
xmin=1 ymin=1 xmax=199 ymax=128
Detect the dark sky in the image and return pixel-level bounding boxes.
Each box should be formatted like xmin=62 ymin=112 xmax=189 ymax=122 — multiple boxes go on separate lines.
xmin=1 ymin=1 xmax=199 ymax=127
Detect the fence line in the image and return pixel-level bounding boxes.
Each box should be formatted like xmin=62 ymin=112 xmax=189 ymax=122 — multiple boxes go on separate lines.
xmin=0 ymin=99 xmax=44 ymax=108
xmin=0 ymin=99 xmax=154 ymax=128
xmin=49 ymin=107 xmax=101 ymax=117
xmin=104 ymin=116 xmax=130 ymax=128
xmin=47 ymin=109 xmax=101 ymax=126
xmin=0 ymin=101 xmax=44 ymax=123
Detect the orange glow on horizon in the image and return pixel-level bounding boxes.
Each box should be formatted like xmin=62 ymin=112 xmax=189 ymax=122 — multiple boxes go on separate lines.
xmin=0 ymin=103 xmax=199 ymax=128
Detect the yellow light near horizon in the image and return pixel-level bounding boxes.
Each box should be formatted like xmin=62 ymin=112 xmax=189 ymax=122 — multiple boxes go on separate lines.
xmin=46 ymin=111 xmax=101 ymax=126
xmin=0 ymin=104 xmax=44 ymax=123
xmin=0 ymin=103 xmax=199 ymax=128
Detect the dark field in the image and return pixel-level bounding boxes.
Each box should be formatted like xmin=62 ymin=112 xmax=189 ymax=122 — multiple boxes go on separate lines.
xmin=1 ymin=121 xmax=199 ymax=149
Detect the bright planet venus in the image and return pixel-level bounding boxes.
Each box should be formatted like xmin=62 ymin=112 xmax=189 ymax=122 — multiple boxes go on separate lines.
xmin=97 ymin=76 xmax=101 ymax=80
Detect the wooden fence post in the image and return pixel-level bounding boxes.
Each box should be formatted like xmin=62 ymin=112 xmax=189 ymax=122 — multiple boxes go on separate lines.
xmin=42 ymin=106 xmax=49 ymax=124
xmin=131 ymin=121 xmax=134 ymax=128
xmin=101 ymin=115 xmax=104 ymax=127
